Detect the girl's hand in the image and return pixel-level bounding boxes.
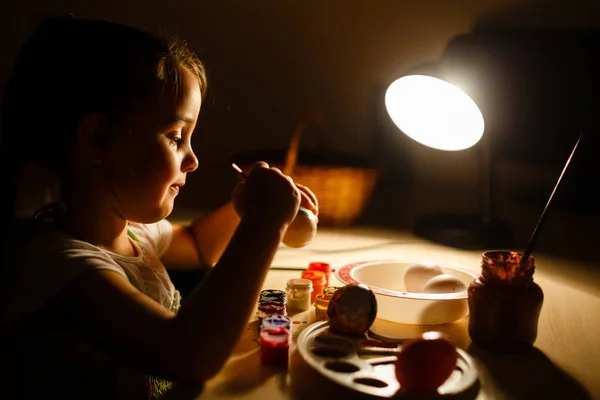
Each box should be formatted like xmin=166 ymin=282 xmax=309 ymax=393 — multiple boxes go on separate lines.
xmin=232 ymin=162 xmax=300 ymax=226
xmin=297 ymin=183 xmax=319 ymax=220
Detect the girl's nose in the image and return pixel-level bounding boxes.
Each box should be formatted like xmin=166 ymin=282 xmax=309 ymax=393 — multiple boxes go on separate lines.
xmin=182 ymin=148 xmax=199 ymax=173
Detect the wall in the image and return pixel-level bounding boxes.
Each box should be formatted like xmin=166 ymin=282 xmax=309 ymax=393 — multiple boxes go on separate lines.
xmin=1 ymin=0 xmax=599 ymax=212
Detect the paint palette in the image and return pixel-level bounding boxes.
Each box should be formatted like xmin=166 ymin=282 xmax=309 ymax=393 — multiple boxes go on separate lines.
xmin=296 ymin=321 xmax=479 ymax=398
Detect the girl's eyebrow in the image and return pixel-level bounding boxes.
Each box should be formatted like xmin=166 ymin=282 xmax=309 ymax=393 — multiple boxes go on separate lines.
xmin=170 ymin=114 xmax=194 ymax=124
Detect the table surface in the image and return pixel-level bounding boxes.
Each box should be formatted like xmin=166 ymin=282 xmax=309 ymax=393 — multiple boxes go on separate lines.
xmin=173 ymin=226 xmax=600 ymax=400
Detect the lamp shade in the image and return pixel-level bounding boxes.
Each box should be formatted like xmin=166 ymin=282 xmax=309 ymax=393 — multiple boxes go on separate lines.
xmin=385 ymin=75 xmax=485 ymax=151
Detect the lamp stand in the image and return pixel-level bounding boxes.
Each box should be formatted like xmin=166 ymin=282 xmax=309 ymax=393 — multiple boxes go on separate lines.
xmin=414 ymin=213 xmax=513 ymax=250
xmin=413 ymin=139 xmax=514 ymax=250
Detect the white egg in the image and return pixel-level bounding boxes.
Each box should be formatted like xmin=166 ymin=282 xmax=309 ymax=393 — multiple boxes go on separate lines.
xmin=404 ymin=263 xmax=444 ymax=292
xmin=282 ymin=207 xmax=317 ymax=248
xmin=422 ymin=274 xmax=467 ymax=294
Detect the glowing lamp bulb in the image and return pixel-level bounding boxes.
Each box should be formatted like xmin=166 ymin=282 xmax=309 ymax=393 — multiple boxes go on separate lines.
xmin=385 ymin=75 xmax=484 ymax=151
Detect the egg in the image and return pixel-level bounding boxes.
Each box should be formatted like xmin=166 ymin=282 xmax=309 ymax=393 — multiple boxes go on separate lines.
xmin=404 ymin=263 xmax=444 ymax=292
xmin=282 ymin=207 xmax=318 ymax=248
xmin=327 ymin=283 xmax=378 ymax=337
xmin=422 ymin=274 xmax=467 ymax=294
xmin=395 ymin=331 xmax=458 ymax=395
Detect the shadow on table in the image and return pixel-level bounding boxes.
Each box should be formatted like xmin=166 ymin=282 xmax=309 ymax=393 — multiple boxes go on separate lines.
xmin=203 ymin=319 xmax=288 ymax=396
xmin=159 ymin=319 xmax=285 ymax=400
xmin=160 ymin=352 xmax=285 ymax=400
xmin=468 ymin=344 xmax=592 ymax=400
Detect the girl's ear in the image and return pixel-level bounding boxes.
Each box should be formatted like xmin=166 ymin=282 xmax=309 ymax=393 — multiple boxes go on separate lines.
xmin=76 ymin=113 xmax=110 ymax=164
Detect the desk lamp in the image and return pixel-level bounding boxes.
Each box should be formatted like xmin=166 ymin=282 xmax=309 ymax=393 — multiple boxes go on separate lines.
xmin=385 ymin=74 xmax=512 ymax=249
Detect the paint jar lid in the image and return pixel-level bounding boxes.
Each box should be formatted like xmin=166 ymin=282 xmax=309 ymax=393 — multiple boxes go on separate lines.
xmin=287 ymin=278 xmax=313 ymax=291
xmin=308 ymin=262 xmax=331 ymax=273
xmin=323 ymin=286 xmax=341 ymax=295
xmin=259 ymin=289 xmax=287 ymax=304
xmin=301 ymin=270 xmax=327 ymax=285
xmin=262 ymin=315 xmax=291 ymax=330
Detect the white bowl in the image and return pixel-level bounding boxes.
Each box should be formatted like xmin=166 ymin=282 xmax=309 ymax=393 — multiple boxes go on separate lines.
xmin=335 ymin=259 xmax=478 ymax=325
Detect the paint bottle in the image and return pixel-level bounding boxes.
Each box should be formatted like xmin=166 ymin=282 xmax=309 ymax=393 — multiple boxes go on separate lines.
xmin=261 ymin=315 xmax=291 ymax=331
xmin=259 ymin=327 xmax=290 ymax=368
xmin=307 ymin=262 xmax=332 ymax=287
xmin=314 ymin=286 xmax=339 ymax=321
xmin=257 ymin=289 xmax=287 ymax=334
xmin=301 ymin=270 xmax=326 ymax=303
xmin=286 ymin=278 xmax=313 ymax=314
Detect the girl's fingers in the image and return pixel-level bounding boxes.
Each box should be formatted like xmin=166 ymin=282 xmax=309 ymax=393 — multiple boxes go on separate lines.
xmin=298 ymin=185 xmax=318 ymax=216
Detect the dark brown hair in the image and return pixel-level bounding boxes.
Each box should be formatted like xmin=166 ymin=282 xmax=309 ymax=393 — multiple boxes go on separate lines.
xmin=0 ymin=15 xmax=207 ymax=230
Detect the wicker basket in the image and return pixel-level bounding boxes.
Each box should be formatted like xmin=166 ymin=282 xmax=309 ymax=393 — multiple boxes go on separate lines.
xmin=289 ymin=164 xmax=379 ymax=226
xmin=233 ymin=154 xmax=379 ymax=226
xmin=233 ymin=111 xmax=379 ymax=225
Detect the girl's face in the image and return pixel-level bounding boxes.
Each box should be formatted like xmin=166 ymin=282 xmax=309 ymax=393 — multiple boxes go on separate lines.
xmin=101 ymin=66 xmax=201 ymax=223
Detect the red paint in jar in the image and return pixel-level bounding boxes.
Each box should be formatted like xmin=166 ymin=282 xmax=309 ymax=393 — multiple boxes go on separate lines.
xmin=468 ymin=251 xmax=544 ymax=353
xmin=259 ymin=328 xmax=290 ymax=368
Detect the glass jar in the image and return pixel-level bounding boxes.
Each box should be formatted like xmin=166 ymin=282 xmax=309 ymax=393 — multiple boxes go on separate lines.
xmin=468 ymin=250 xmax=544 ymax=353
xmin=286 ymin=278 xmax=313 ymax=314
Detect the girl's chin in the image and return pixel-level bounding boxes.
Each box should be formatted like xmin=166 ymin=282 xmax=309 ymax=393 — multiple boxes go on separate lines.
xmin=130 ymin=203 xmax=174 ymax=224
xmin=159 ymin=203 xmax=175 ymax=219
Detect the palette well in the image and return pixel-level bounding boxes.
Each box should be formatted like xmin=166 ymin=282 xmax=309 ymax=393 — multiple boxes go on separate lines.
xmin=296 ymin=321 xmax=479 ymax=398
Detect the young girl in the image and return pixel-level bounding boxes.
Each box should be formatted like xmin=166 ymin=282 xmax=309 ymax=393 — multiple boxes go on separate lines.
xmin=0 ymin=15 xmax=318 ymax=400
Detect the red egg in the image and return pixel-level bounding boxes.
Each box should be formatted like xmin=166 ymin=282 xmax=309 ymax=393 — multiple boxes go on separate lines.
xmin=395 ymin=331 xmax=458 ymax=396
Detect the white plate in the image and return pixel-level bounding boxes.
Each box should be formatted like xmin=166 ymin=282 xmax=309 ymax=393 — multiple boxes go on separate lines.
xmin=336 ymin=259 xmax=478 ymax=325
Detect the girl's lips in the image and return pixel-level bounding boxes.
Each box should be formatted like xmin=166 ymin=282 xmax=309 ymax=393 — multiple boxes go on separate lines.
xmin=170 ymin=185 xmax=180 ymax=193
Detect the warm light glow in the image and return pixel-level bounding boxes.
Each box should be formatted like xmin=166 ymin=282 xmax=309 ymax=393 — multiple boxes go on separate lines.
xmin=385 ymin=75 xmax=484 ymax=151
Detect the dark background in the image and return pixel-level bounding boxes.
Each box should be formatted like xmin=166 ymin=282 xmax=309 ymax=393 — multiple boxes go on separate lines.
xmin=1 ymin=0 xmax=600 ymax=262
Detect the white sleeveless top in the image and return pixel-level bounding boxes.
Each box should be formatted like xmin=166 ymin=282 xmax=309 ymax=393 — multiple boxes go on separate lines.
xmin=1 ymin=219 xmax=181 ymax=399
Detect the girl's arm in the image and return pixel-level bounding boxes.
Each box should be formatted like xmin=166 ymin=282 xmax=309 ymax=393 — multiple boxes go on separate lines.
xmin=161 ymin=202 xmax=240 ymax=269
xmin=50 ymin=215 xmax=286 ymax=383
xmin=44 ymin=164 xmax=301 ymax=383
xmin=162 ymin=184 xmax=318 ymax=270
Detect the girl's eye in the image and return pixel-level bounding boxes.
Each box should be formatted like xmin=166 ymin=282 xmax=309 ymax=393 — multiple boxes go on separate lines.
xmin=168 ymin=135 xmax=184 ymax=146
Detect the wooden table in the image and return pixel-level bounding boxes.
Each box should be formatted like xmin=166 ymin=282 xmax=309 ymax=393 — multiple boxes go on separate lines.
xmin=177 ymin=227 xmax=600 ymax=400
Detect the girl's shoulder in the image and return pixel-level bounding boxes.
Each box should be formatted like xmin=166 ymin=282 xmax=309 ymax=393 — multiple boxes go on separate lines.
xmin=127 ymin=219 xmax=173 ymax=257
xmin=26 ymin=221 xmax=124 ymax=265
xmin=1 ymin=223 xmax=127 ymax=327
